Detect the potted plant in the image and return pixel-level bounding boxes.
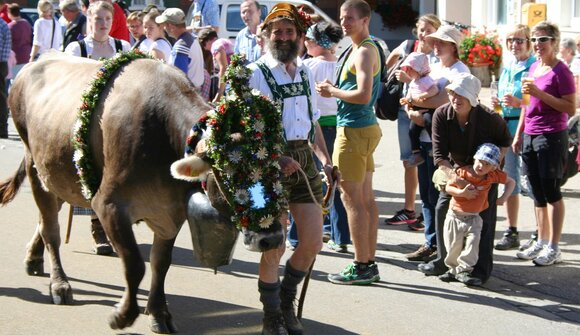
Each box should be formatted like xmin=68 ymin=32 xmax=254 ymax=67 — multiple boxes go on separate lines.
xmin=459 ymin=28 xmax=502 ymax=86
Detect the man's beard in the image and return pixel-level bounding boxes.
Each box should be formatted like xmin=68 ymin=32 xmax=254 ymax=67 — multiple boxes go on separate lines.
xmin=268 ymin=38 xmax=299 ymax=63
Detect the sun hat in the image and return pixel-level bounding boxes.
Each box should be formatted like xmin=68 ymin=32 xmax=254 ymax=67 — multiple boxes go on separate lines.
xmin=474 ymin=143 xmax=501 ymax=167
xmin=425 ymin=25 xmax=464 ymax=49
xmin=155 ymin=8 xmax=185 ymax=25
xmin=400 ymin=52 xmax=431 ymax=76
xmin=445 ymin=73 xmax=481 ymax=107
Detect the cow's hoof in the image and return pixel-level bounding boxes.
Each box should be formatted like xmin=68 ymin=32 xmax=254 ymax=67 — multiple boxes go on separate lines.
xmin=49 ymin=280 xmax=73 ymax=305
xmin=149 ymin=312 xmax=178 ymax=334
xmin=108 ymin=308 xmax=137 ymax=330
xmin=25 ymin=259 xmax=44 ymax=276
xmin=93 ymin=243 xmax=114 ymax=256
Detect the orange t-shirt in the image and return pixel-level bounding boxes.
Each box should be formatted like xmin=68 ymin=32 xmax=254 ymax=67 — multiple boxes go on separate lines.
xmin=450 ymin=167 xmax=507 ymax=213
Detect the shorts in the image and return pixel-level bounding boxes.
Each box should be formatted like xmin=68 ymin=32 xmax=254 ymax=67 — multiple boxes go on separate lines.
xmin=334 ymin=124 xmax=382 ymax=182
xmin=397 ymin=108 xmax=413 ymax=161
xmin=281 ymin=140 xmax=323 ymax=204
xmin=522 ymin=130 xmax=568 ymax=179
xmin=502 ymin=147 xmax=521 ymax=195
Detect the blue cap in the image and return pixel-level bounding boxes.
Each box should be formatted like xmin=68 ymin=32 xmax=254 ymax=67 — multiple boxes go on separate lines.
xmin=474 ymin=143 xmax=501 ymax=166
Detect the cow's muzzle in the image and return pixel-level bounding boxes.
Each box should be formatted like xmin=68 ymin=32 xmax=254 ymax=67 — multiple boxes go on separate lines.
xmin=242 ymin=222 xmax=284 ymax=252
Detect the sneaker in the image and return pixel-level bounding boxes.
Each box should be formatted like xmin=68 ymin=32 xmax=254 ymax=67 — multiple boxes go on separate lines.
xmin=328 ymin=263 xmax=377 ymax=285
xmin=455 ymin=272 xmax=482 ymax=286
xmin=407 ymin=152 xmax=425 ymax=167
xmin=516 ymin=243 xmax=543 ymax=260
xmin=405 ymin=244 xmax=436 ymax=262
xmin=262 ymin=313 xmax=288 ymax=335
xmin=438 ymin=271 xmax=456 ymax=282
xmin=385 ymin=209 xmax=416 ymax=225
xmin=327 ymin=240 xmax=348 ymax=253
xmin=369 ymin=263 xmax=380 ymax=283
xmin=519 ymin=231 xmax=538 ymax=251
xmin=495 ymin=229 xmax=520 ymax=250
xmin=407 ymin=214 xmax=425 ymax=231
xmin=533 ymin=247 xmax=562 ymax=266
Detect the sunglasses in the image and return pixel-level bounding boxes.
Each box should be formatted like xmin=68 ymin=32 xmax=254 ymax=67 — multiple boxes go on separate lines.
xmin=530 ymin=36 xmax=554 ymax=44
xmin=506 ymin=38 xmax=527 ymax=45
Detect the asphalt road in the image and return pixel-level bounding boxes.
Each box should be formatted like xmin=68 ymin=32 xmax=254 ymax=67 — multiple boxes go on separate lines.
xmin=1 ymin=96 xmax=580 ymax=335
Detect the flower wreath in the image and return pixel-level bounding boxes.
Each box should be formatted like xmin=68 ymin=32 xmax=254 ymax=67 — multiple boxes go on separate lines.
xmin=72 ymin=50 xmax=151 ymax=200
xmin=186 ymin=54 xmax=286 ymax=232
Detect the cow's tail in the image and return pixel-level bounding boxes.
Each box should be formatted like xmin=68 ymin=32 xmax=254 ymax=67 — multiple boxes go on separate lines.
xmin=0 ymin=158 xmax=27 ymax=205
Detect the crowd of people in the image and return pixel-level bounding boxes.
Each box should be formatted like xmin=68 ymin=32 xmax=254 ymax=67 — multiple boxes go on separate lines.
xmin=1 ymin=0 xmax=580 ymax=334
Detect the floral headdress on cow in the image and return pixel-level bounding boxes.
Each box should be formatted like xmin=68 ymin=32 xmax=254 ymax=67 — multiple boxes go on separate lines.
xmin=172 ymin=54 xmax=286 ymax=233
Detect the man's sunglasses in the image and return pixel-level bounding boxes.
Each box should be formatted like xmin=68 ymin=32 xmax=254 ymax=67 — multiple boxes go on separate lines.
xmin=506 ymin=38 xmax=527 ymax=45
xmin=530 ymin=36 xmax=554 ymax=44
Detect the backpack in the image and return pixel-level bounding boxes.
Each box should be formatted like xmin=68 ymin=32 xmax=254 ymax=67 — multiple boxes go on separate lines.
xmin=79 ymin=39 xmax=123 ymax=58
xmin=375 ymin=39 xmax=415 ymax=121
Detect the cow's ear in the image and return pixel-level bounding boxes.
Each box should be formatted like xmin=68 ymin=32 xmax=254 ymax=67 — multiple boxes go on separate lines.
xmin=170 ymin=155 xmax=211 ymax=182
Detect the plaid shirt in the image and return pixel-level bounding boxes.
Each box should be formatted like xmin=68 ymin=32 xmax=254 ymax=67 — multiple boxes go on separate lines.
xmin=0 ymin=19 xmax=11 ymax=62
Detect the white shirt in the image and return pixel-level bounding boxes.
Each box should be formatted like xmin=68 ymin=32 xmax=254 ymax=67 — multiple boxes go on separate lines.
xmin=302 ymin=57 xmax=338 ymax=117
xmin=149 ymin=38 xmax=172 ymax=63
xmin=64 ymin=36 xmax=131 ymax=58
xmin=249 ymin=53 xmax=319 ymax=141
xmin=33 ymin=17 xmax=63 ymax=54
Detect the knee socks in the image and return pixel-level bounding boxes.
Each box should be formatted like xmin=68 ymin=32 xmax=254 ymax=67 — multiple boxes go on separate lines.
xmin=280 ymin=260 xmax=306 ymax=308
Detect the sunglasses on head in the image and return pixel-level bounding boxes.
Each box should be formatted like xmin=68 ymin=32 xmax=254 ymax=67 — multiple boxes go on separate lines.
xmin=506 ymin=38 xmax=527 ymax=45
xmin=530 ymin=36 xmax=554 ymax=44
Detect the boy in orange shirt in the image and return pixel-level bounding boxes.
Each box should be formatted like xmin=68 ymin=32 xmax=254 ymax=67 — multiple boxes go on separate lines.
xmin=439 ymin=143 xmax=515 ymax=286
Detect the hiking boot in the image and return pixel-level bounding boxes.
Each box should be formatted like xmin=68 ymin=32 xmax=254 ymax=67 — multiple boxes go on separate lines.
xmin=91 ymin=219 xmax=114 ymax=256
xmin=407 ymin=214 xmax=425 ymax=231
xmin=280 ymin=289 xmax=302 ymax=335
xmin=455 ymin=272 xmax=482 ymax=286
xmin=516 ymin=243 xmax=543 ymax=260
xmin=262 ymin=313 xmax=288 ymax=335
xmin=385 ymin=209 xmax=416 ymax=225
xmin=407 ymin=152 xmax=425 ymax=167
xmin=495 ymin=229 xmax=520 ymax=250
xmin=327 ymin=263 xmax=377 ymax=285
xmin=519 ymin=231 xmax=538 ymax=251
xmin=327 ymin=240 xmax=348 ymax=253
xmin=533 ymin=247 xmax=562 ymax=266
xmin=438 ymin=271 xmax=456 ymax=282
xmin=405 ymin=244 xmax=436 ymax=262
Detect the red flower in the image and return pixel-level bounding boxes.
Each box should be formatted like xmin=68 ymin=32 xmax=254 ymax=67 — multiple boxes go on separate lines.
xmin=240 ymin=216 xmax=249 ymax=227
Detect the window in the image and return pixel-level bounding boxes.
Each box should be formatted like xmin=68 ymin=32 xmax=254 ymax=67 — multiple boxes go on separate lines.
xmin=225 ymin=4 xmax=267 ymax=33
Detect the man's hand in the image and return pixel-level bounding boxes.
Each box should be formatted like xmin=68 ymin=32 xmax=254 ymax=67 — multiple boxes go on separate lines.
xmin=279 ymin=156 xmax=301 ymax=176
xmin=315 ymin=79 xmax=334 ymax=98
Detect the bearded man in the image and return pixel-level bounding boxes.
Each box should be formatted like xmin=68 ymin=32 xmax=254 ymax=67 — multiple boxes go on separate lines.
xmin=247 ymin=3 xmax=334 ymax=335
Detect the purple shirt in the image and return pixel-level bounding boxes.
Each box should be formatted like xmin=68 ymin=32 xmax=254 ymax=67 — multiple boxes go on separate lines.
xmin=524 ymin=61 xmax=575 ymax=135
xmin=8 ymin=19 xmax=32 ymax=64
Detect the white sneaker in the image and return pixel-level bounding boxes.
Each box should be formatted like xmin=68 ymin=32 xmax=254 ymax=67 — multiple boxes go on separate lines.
xmin=516 ymin=243 xmax=544 ymax=260
xmin=533 ymin=247 xmax=562 ymax=266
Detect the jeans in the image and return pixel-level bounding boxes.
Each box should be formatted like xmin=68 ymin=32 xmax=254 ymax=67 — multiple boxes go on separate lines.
xmin=287 ymin=125 xmax=350 ymax=247
xmin=417 ymin=142 xmax=438 ymax=248
xmin=430 ymin=183 xmax=498 ymax=282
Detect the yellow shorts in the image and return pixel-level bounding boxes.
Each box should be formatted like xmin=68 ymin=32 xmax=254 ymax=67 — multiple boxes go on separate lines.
xmin=333 ymin=124 xmax=382 ymax=182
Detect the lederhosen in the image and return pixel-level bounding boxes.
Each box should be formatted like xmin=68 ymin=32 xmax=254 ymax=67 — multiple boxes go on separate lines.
xmin=255 ymin=61 xmax=322 ymax=203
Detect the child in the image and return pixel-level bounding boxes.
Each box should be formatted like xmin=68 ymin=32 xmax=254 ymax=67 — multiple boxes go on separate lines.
xmin=439 ymin=143 xmax=515 ymax=286
xmin=399 ymin=52 xmax=439 ymax=167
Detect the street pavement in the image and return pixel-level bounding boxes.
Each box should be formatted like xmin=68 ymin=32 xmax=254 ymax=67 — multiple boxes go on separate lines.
xmin=1 ymin=92 xmax=580 ymax=335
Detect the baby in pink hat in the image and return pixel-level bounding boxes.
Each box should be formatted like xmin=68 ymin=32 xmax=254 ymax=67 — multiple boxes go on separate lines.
xmin=399 ymin=52 xmax=439 ymax=167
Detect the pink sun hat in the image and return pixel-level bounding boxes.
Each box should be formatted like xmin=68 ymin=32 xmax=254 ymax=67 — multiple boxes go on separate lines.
xmin=400 ymin=52 xmax=431 ymax=76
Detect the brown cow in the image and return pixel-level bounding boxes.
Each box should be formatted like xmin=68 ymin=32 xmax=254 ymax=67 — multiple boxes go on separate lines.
xmin=0 ymin=53 xmax=282 ymax=333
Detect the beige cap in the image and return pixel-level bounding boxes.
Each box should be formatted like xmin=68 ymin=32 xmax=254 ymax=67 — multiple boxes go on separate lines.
xmin=425 ymin=25 xmax=464 ymax=49
xmin=446 ymin=73 xmax=481 ymax=107
xmin=155 ymin=8 xmax=185 ymax=25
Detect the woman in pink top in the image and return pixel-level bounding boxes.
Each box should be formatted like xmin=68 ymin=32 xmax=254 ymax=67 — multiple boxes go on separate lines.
xmin=512 ymin=21 xmax=576 ymax=266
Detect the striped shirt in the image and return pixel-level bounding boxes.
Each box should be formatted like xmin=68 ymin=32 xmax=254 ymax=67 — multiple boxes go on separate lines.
xmin=170 ymin=32 xmax=205 ymax=87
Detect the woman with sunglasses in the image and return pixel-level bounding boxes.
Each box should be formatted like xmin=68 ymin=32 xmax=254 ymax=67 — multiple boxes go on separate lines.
xmin=491 ymin=24 xmax=536 ymax=252
xmin=512 ymin=21 xmax=576 ymax=266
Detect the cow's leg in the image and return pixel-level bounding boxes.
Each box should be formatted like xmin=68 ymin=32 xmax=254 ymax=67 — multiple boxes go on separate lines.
xmin=25 ymin=224 xmax=45 ymax=276
xmin=147 ymin=234 xmax=178 ymax=334
xmin=92 ymin=196 xmax=144 ymax=330
xmin=25 ymin=160 xmax=72 ymax=304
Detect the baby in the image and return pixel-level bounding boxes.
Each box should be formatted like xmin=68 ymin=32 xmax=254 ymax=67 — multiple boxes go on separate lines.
xmin=399 ymin=52 xmax=439 ymax=167
xmin=439 ymin=143 xmax=515 ymax=286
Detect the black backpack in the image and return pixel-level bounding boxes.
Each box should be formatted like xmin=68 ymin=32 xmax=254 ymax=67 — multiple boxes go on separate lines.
xmin=375 ymin=40 xmax=415 ymax=121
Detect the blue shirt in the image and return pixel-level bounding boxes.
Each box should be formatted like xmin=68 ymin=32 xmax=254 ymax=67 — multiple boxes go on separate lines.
xmin=0 ymin=19 xmax=12 ymax=62
xmin=234 ymin=26 xmax=261 ymax=63
xmin=191 ymin=0 xmax=219 ymax=29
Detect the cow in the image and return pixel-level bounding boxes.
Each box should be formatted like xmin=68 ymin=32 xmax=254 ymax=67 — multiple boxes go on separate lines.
xmin=0 ymin=53 xmax=283 ymax=333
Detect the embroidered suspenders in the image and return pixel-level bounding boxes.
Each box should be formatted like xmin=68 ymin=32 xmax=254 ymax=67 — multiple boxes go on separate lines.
xmin=255 ymin=61 xmax=316 ymax=142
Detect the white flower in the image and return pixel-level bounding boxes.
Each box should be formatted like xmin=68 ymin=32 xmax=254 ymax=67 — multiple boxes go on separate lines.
xmin=259 ymin=215 xmax=274 ymax=229
xmin=235 ymin=67 xmax=246 ymax=78
xmin=256 ymin=147 xmax=268 ymax=160
xmin=250 ymin=169 xmax=262 ymax=182
xmin=73 ymin=120 xmax=83 ymax=134
xmin=235 ymin=189 xmax=249 ymax=204
xmin=271 ymin=161 xmax=281 ymax=170
xmin=228 ymin=150 xmax=242 ymax=163
xmin=206 ymin=110 xmax=217 ymax=119
xmin=273 ymin=181 xmax=283 ymax=195
xmin=253 ymin=120 xmax=265 ymax=133
xmin=251 ymin=89 xmax=261 ymax=96
xmin=73 ymin=149 xmax=84 ymax=163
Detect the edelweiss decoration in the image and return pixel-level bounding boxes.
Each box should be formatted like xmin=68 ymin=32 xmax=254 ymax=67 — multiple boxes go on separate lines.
xmin=72 ymin=50 xmax=151 ymax=199
xmin=185 ymin=54 xmax=287 ymax=232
